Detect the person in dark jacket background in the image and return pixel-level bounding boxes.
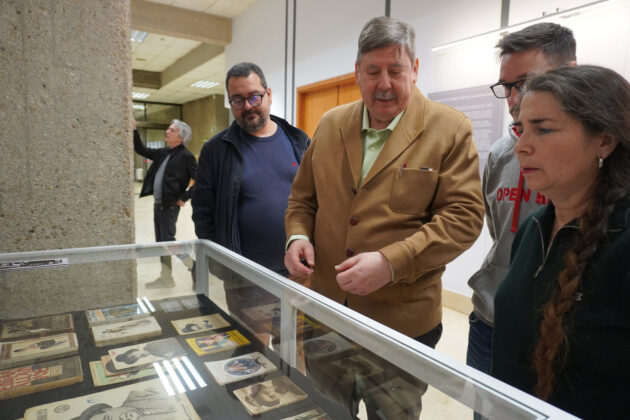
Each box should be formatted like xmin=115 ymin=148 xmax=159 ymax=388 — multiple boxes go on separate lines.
xmin=191 ymin=62 xmax=309 ymax=331
xmin=134 ymin=118 xmax=197 ymax=288
xmin=192 ymin=62 xmax=309 ymax=273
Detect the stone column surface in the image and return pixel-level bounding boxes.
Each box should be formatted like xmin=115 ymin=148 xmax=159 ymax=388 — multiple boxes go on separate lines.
xmin=0 ymin=1 xmax=136 ymax=318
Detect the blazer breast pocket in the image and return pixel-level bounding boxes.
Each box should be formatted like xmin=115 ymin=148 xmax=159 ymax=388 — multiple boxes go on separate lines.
xmin=390 ymin=168 xmax=438 ymax=214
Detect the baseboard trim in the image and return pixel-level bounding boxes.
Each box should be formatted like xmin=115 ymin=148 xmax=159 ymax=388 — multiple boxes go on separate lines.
xmin=442 ymin=289 xmax=472 ymax=315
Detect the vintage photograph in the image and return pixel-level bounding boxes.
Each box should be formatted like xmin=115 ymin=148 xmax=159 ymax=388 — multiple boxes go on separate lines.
xmin=0 ymin=356 xmax=82 ymax=400
xmin=0 ymin=333 xmax=78 ymax=369
xmin=89 ymin=360 xmax=156 ymax=387
xmin=85 ymin=303 xmax=150 ymax=326
xmin=186 ymin=330 xmax=250 ymax=356
xmin=204 ymin=351 xmax=277 ymax=385
xmin=0 ymin=314 xmax=74 ymax=340
xmin=233 ymin=376 xmax=308 ymax=416
xmin=91 ymin=316 xmax=162 ymax=347
xmin=302 ymin=332 xmax=353 ymax=360
xmin=108 ymin=337 xmax=187 ymax=370
xmin=171 ymin=314 xmax=230 ymax=336
xmin=242 ymin=302 xmax=281 ymax=323
xmin=23 ymin=378 xmax=199 ymax=420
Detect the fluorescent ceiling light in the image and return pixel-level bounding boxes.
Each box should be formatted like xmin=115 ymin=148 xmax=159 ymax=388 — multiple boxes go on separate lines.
xmin=132 ymin=92 xmax=150 ymax=99
xmin=190 ymin=80 xmax=220 ymax=89
xmin=132 ymin=104 xmax=145 ymax=110
xmin=431 ymin=0 xmax=612 ymax=52
xmin=131 ymin=30 xmax=148 ymax=42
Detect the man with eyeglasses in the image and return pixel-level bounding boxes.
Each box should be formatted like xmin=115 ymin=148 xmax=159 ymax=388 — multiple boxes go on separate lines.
xmin=192 ymin=62 xmax=310 ymax=277
xmin=466 ymin=23 xmax=577 ymax=402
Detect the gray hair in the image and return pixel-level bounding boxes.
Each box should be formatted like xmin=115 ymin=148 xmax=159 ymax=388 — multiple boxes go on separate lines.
xmin=496 ymin=22 xmax=576 ymax=67
xmin=356 ymin=16 xmax=416 ymax=65
xmin=225 ymin=62 xmax=268 ymax=91
xmin=171 ymin=119 xmax=192 ymax=146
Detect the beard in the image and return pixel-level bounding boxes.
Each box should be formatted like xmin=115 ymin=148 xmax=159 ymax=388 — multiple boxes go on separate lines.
xmin=236 ymin=109 xmax=268 ymax=134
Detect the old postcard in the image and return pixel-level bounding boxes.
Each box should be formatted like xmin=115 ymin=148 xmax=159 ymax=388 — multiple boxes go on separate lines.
xmin=233 ymin=376 xmax=308 ymax=416
xmin=108 ymin=337 xmax=187 ymax=371
xmin=171 ymin=314 xmax=230 ymax=336
xmin=0 ymin=314 xmax=74 ymax=341
xmin=23 ymin=377 xmax=199 ymax=420
xmin=242 ymin=302 xmax=281 ymax=323
xmin=186 ymin=330 xmax=250 ymax=356
xmin=0 ymin=356 xmax=82 ymax=400
xmin=91 ymin=316 xmax=162 ymax=347
xmin=302 ymin=332 xmax=353 ymax=360
xmin=100 ymin=355 xmax=148 ymax=377
xmin=86 ymin=303 xmax=150 ymax=326
xmin=90 ymin=359 xmax=156 ymax=387
xmin=204 ymin=351 xmax=277 ymax=385
xmin=0 ymin=333 xmax=78 ymax=369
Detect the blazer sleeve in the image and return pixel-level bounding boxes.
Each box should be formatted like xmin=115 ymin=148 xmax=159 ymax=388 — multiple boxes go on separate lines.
xmin=380 ymin=116 xmax=485 ymax=284
xmin=133 ymin=130 xmax=161 ymax=161
xmin=285 ymin=134 xmax=319 ymax=240
xmin=191 ymin=143 xmax=216 ymax=241
xmin=179 ymin=153 xmax=197 ymax=202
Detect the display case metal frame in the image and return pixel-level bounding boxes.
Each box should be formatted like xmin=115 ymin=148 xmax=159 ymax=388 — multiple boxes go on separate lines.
xmin=0 ymin=240 xmax=578 ymax=420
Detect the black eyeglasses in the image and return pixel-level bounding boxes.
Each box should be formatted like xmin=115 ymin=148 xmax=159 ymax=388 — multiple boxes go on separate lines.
xmin=228 ymin=92 xmax=266 ymax=110
xmin=489 ymin=79 xmax=526 ymax=99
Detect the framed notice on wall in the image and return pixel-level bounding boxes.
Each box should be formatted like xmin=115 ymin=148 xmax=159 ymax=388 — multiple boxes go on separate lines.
xmin=428 ymin=85 xmax=505 ymax=174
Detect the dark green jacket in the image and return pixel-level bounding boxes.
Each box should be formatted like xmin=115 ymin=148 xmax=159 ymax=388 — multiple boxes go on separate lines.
xmin=492 ymin=201 xmax=630 ymax=419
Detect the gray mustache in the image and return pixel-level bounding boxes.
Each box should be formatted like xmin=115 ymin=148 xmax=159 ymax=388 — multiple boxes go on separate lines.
xmin=374 ymin=91 xmax=396 ymax=100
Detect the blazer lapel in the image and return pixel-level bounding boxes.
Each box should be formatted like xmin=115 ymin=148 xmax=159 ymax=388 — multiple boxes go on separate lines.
xmin=362 ymin=87 xmax=426 ymax=187
xmin=339 ymin=101 xmax=365 ymax=188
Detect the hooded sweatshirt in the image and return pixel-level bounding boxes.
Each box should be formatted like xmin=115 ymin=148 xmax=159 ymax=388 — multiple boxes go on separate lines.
xmin=467 ymin=123 xmax=548 ymax=326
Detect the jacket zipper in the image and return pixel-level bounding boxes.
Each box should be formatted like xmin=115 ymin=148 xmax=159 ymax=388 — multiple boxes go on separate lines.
xmin=532 ymin=217 xmax=579 ymax=278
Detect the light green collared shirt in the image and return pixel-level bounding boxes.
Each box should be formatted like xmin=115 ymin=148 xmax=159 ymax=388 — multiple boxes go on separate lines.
xmin=359 ymin=106 xmax=404 ymax=187
xmin=286 ymin=107 xmax=404 ymax=271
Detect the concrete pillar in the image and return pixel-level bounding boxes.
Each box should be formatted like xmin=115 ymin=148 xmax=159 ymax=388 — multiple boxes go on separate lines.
xmin=0 ymin=0 xmax=135 ymax=317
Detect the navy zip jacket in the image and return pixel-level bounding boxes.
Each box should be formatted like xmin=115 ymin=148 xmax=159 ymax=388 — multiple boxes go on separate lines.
xmin=191 ymin=115 xmax=310 ymax=252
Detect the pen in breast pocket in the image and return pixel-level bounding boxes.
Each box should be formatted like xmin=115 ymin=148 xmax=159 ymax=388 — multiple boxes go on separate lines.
xmin=419 ymin=166 xmax=433 ymax=172
xmin=398 ymin=161 xmax=407 ymax=177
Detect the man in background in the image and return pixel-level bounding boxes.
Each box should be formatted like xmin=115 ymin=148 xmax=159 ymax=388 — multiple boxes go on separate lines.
xmin=466 ymin=22 xmax=577 ymax=397
xmin=133 ymin=119 xmax=197 ymax=288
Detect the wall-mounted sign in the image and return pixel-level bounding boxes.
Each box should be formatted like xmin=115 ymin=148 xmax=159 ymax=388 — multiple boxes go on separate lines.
xmin=429 ymin=85 xmax=505 ymax=174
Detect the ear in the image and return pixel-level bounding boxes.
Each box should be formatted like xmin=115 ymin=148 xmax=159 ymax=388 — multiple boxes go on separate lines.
xmin=267 ymin=87 xmax=272 ymax=105
xmin=354 ymin=61 xmax=360 ymax=85
xmin=596 ymin=132 xmax=619 ymax=160
xmin=412 ymin=57 xmax=419 ymax=84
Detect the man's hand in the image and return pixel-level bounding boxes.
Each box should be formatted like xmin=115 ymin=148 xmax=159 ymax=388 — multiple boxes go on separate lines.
xmin=285 ymin=239 xmax=315 ymax=278
xmin=177 ymin=199 xmax=185 ymax=207
xmin=335 ymin=251 xmax=392 ymax=296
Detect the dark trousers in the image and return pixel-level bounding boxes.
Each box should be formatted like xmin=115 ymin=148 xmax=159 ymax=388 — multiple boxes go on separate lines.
xmin=153 ymin=204 xmax=180 ymax=271
xmin=466 ymin=312 xmax=493 ymax=420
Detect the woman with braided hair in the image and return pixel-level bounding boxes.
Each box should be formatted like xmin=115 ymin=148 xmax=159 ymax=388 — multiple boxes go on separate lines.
xmin=491 ymin=65 xmax=630 ymax=419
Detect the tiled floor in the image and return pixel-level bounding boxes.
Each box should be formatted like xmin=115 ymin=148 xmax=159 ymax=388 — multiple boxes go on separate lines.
xmin=133 ymin=182 xmax=473 ymax=418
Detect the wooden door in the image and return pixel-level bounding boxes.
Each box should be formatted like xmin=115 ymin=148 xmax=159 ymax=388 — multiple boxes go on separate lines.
xmin=297 ymin=73 xmax=361 ymax=138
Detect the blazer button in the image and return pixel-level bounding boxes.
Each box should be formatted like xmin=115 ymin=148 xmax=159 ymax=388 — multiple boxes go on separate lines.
xmin=349 ymin=216 xmax=359 ymax=225
xmin=346 ymin=248 xmax=355 ymax=257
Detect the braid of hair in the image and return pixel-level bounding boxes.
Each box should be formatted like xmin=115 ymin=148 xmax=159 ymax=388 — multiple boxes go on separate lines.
xmin=532 ymin=178 xmax=623 ymax=400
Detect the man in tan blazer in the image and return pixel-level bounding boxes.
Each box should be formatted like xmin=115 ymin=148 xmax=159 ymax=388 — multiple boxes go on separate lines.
xmin=285 ymin=17 xmax=483 ymax=416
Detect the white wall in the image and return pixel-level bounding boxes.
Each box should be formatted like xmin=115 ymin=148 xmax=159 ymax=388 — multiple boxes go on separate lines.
xmin=226 ymin=0 xmax=630 ymax=297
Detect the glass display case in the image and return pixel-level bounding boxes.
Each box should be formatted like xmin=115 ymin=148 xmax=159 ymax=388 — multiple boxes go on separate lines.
xmin=0 ymin=240 xmax=578 ymax=419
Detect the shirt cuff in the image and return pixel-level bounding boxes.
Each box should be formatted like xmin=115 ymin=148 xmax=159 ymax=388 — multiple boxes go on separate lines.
xmin=285 ymin=234 xmax=310 ymax=251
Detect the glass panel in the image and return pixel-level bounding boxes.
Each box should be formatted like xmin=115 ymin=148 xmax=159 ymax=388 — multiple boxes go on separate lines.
xmin=0 ymin=241 xmax=579 ymax=420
